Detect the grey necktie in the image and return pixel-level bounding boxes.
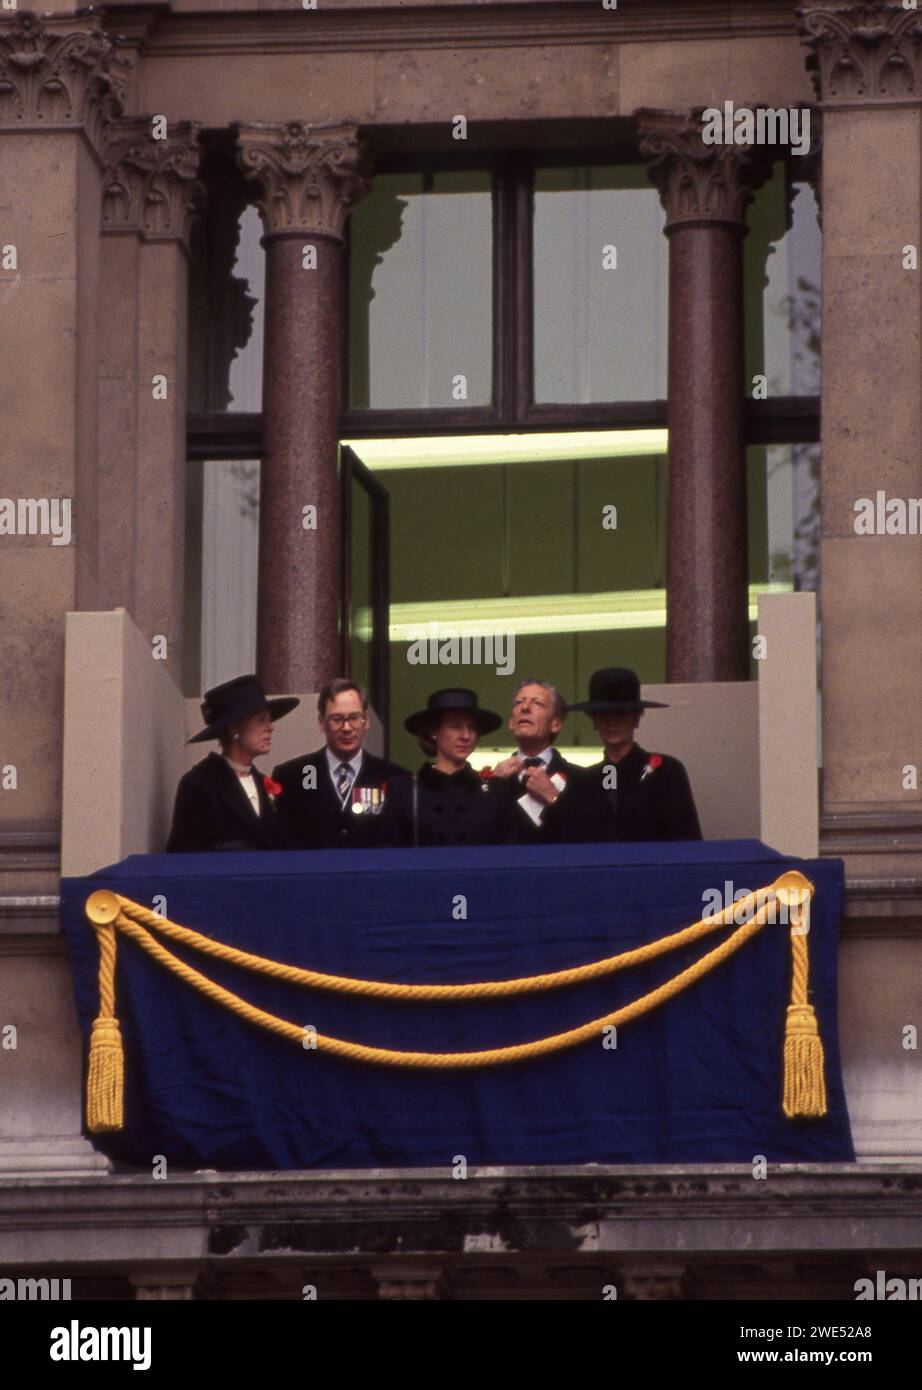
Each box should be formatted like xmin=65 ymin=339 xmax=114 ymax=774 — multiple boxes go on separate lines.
xmin=336 ymin=762 xmax=354 ymax=802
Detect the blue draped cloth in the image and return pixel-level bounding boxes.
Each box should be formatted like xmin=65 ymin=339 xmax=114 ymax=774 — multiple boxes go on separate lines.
xmin=59 ymin=841 xmax=854 ymax=1169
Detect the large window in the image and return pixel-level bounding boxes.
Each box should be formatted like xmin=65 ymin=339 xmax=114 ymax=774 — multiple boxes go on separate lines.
xmin=187 ymin=146 xmax=821 ymax=726
xmin=341 ymin=160 xmax=672 ymax=429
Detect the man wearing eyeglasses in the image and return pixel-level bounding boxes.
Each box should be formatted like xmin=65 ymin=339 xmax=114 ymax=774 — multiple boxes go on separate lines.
xmin=272 ymin=677 xmax=410 ymax=849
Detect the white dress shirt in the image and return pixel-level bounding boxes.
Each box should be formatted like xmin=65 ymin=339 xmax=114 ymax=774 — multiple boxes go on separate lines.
xmin=224 ymin=756 xmax=261 ymax=815
xmin=516 ymin=745 xmax=554 ymax=778
xmin=515 ymin=746 xmax=563 ymax=826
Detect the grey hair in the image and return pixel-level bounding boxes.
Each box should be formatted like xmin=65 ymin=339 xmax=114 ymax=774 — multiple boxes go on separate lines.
xmin=512 ymin=677 xmax=567 ymax=724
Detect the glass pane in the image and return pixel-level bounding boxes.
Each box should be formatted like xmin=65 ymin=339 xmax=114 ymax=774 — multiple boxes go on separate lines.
xmin=348 ymin=479 xmax=373 ymax=697
xmin=227 ymin=207 xmax=265 ymax=411
xmin=744 ymin=168 xmax=821 ymax=397
xmin=746 ymin=442 xmax=820 ymax=593
xmin=380 ymin=442 xmax=668 ymax=767
xmin=746 ymin=440 xmax=821 ymax=683
xmin=186 ymin=459 xmax=260 ymax=693
xmin=348 ymin=170 xmax=493 ymax=409
xmin=533 ymin=166 xmax=668 ymax=403
xmin=188 ymin=205 xmax=264 ymax=413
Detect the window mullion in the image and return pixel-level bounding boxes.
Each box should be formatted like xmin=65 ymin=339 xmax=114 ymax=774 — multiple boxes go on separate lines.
xmin=492 ymin=167 xmax=512 ymax=421
xmin=513 ymin=165 xmax=534 ymax=422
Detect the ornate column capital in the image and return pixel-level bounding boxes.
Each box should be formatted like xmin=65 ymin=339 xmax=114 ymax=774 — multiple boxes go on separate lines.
xmin=637 ymin=108 xmax=772 ymax=233
xmin=798 ymin=2 xmax=922 ymax=104
xmin=0 ymin=10 xmax=130 ymax=158
xmin=234 ymin=121 xmax=372 ymax=242
xmin=102 ymin=117 xmax=204 ymax=246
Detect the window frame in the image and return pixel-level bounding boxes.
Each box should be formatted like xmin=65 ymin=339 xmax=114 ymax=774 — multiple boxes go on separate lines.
xmin=187 ymin=150 xmax=819 ymax=451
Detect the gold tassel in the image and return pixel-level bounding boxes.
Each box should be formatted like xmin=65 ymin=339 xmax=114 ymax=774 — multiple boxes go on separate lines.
xmin=783 ymin=1002 xmax=827 ymax=1118
xmin=86 ymin=1015 xmax=124 ymax=1133
xmin=85 ymin=892 xmax=126 ymax=1133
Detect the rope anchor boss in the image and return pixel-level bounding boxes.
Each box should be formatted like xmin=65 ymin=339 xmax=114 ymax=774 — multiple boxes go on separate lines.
xmin=83 ymin=870 xmax=825 ymax=1134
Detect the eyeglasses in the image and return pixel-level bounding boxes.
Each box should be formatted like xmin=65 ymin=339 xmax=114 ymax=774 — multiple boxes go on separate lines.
xmin=326 ymin=713 xmax=367 ymax=729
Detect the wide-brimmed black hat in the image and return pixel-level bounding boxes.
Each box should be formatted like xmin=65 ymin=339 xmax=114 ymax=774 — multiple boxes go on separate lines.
xmin=404 ymin=688 xmax=502 ymax=737
xmin=189 ymin=674 xmax=300 ymax=743
xmin=568 ymin=667 xmax=668 ymax=713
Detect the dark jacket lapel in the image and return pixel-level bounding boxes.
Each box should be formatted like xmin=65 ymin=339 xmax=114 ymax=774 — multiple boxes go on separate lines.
xmin=355 ymin=751 xmax=385 ymax=788
xmin=302 ymin=749 xmax=340 ymax=812
xmin=204 ymin=752 xmax=262 ymax=830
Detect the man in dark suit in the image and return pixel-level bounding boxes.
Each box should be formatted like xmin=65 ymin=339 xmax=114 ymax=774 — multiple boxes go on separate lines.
xmin=272 ymin=678 xmax=409 ymax=849
xmin=166 ymin=675 xmax=298 ymax=852
xmin=564 ymin=667 xmax=702 ymax=842
xmin=489 ymin=678 xmax=581 ymax=844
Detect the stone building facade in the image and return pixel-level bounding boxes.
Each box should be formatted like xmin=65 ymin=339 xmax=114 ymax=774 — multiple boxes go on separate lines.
xmin=1 ymin=0 xmax=921 ymax=1299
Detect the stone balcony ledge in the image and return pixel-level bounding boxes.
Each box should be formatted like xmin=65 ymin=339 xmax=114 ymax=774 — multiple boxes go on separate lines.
xmin=2 ymin=1164 xmax=922 ymax=1270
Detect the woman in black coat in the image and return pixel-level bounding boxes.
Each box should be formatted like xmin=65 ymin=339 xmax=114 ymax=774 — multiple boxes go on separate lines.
xmin=166 ymin=675 xmax=299 ymax=852
xmin=393 ymin=688 xmax=509 ymax=848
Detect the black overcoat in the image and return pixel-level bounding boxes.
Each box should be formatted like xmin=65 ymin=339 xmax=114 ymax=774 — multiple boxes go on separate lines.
xmin=165 ymin=752 xmax=290 ymax=852
xmin=388 ymin=762 xmax=511 ymax=848
xmin=560 ymin=743 xmax=703 ymax=843
xmin=271 ymin=748 xmax=410 ymax=850
xmin=490 ymin=747 xmax=581 ymax=845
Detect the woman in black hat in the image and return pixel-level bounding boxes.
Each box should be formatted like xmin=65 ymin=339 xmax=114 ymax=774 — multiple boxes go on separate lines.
xmin=392 ymin=689 xmax=510 ymax=848
xmin=166 ymin=675 xmax=300 ymax=852
xmin=565 ymin=667 xmax=702 ymax=842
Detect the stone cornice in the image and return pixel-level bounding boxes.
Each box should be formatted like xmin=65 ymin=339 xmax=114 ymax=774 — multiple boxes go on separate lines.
xmin=102 ymin=116 xmax=204 ymax=245
xmin=101 ymin=1 xmax=803 ymax=60
xmin=637 ymin=108 xmax=772 ymax=232
xmin=798 ymin=2 xmax=922 ymax=106
xmin=0 ymin=10 xmax=131 ymax=161
xmin=235 ymin=121 xmax=372 ymax=241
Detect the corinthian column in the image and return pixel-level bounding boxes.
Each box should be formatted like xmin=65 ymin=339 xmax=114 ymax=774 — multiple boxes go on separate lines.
xmin=99 ymin=118 xmax=202 ymax=672
xmin=639 ymin=109 xmax=769 ymax=683
xmin=236 ymin=122 xmax=372 ymax=690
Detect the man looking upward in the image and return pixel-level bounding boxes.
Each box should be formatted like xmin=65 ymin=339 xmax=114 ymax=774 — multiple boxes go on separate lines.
xmin=491 ymin=678 xmax=577 ymax=843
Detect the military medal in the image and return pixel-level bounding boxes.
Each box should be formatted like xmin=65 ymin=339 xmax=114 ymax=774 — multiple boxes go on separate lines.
xmin=352 ymin=785 xmax=386 ymax=815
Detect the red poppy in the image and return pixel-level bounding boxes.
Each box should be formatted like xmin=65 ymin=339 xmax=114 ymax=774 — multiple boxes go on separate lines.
xmin=263 ymin=776 xmax=283 ymax=799
xmin=649 ymin=754 xmax=663 ymax=769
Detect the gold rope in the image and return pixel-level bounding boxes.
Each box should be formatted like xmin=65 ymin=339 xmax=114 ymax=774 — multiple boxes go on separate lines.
xmin=83 ymin=871 xmax=826 ymax=1132
xmin=108 ymin=879 xmax=798 ymax=999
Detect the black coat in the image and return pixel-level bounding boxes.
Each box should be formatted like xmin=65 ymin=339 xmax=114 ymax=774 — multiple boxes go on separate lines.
xmin=272 ymin=748 xmax=410 ymax=850
xmin=389 ymin=763 xmax=511 ymax=848
xmin=166 ymin=752 xmax=290 ymax=852
xmin=490 ymin=747 xmax=580 ymax=845
xmin=560 ymin=743 xmax=702 ymax=843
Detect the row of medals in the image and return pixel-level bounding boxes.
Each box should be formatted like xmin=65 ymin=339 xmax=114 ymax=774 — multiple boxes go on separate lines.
xmin=351 ymin=786 xmax=384 ymax=816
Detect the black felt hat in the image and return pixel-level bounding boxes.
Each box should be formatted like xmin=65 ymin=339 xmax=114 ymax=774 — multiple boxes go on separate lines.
xmin=404 ymin=687 xmax=502 ymax=737
xmin=568 ymin=667 xmax=668 ymax=713
xmin=189 ymin=674 xmax=300 ymax=744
